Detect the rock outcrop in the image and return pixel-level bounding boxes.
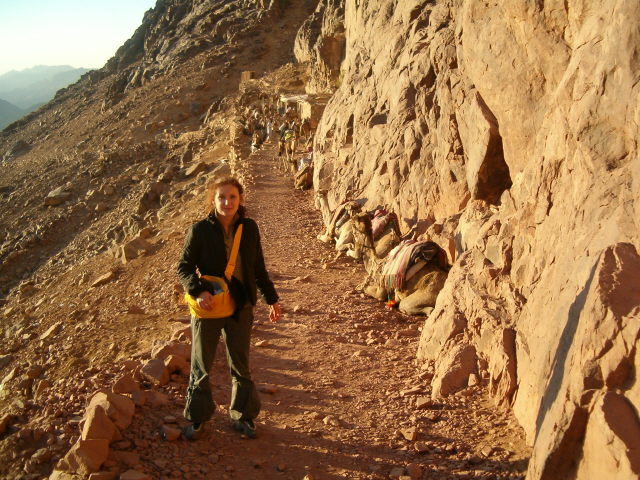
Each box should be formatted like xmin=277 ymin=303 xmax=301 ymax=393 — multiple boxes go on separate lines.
xmin=294 ymin=0 xmax=346 ymax=94
xmin=307 ymin=1 xmax=640 ymax=479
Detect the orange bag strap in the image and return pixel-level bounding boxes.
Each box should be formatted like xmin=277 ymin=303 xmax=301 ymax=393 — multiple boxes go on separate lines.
xmin=224 ymin=224 xmax=243 ymax=281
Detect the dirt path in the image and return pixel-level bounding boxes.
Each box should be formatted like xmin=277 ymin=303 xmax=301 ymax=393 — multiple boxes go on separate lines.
xmin=108 ymin=141 xmax=530 ymax=480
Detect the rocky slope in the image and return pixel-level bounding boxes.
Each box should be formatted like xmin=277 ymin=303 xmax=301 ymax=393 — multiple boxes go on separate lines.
xmin=0 ymin=0 xmax=638 ymax=479
xmin=303 ymin=1 xmax=639 ymax=479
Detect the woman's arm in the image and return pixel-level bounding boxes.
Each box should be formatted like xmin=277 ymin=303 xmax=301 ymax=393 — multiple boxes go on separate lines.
xmin=177 ymin=224 xmax=206 ymax=297
xmin=253 ymin=225 xmax=279 ymax=306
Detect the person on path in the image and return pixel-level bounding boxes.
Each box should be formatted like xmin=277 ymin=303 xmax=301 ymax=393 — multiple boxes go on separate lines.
xmin=177 ymin=177 xmax=282 ymax=440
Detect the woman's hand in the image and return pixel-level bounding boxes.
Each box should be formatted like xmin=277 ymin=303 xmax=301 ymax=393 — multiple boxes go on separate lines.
xmin=268 ymin=303 xmax=282 ymax=323
xmin=196 ymin=291 xmax=214 ymax=310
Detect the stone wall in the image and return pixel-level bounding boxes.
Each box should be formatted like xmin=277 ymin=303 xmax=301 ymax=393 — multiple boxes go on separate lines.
xmin=304 ymin=1 xmax=640 ymax=478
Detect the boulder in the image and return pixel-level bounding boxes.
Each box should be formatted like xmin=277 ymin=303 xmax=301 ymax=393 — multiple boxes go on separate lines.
xmin=573 ymin=392 xmax=640 ymax=480
xmin=140 ymin=358 xmax=169 ymax=386
xmin=112 ymin=374 xmax=140 ymax=394
xmin=431 ymin=343 xmax=477 ymax=398
xmin=152 ymin=341 xmax=191 ymax=361
xmin=164 ymin=354 xmax=190 ymax=376
xmin=56 ymin=438 xmax=109 ymax=475
xmin=82 ymin=405 xmax=121 ymax=442
xmin=86 ymin=390 xmax=134 ymax=430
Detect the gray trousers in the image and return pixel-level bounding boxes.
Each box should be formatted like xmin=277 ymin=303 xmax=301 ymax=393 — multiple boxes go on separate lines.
xmin=184 ymin=305 xmax=261 ymax=424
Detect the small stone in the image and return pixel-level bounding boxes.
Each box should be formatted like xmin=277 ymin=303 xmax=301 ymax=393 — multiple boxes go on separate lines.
xmin=389 ymin=466 xmax=406 ymax=478
xmin=0 ymin=414 xmax=13 ymax=434
xmin=162 ymin=425 xmax=180 ymax=441
xmin=44 ymin=186 xmax=72 ymax=206
xmin=400 ymin=386 xmax=422 ymax=397
xmin=415 ymin=396 xmax=432 ymax=409
xmin=276 ymin=463 xmax=287 ymax=472
xmin=2 ymin=368 xmax=18 ymax=384
xmin=468 ymin=373 xmax=479 ymax=386
xmin=145 ymin=390 xmax=169 ymax=407
xmin=322 ymin=415 xmax=340 ymax=426
xmin=255 ymin=339 xmax=269 ymax=347
xmin=111 ymin=450 xmax=140 ymax=468
xmin=131 ymin=390 xmax=147 ymax=406
xmin=88 ymin=472 xmax=117 ymax=480
xmin=32 ymin=447 xmax=53 ymax=464
xmin=40 ymin=323 xmax=62 ymax=341
xmin=185 ymin=161 xmax=208 ymax=177
xmin=406 ymin=463 xmax=422 ymax=479
xmin=414 ymin=441 xmax=430 ymax=453
xmin=258 ymin=385 xmax=278 ymax=394
xmin=480 ymin=445 xmax=494 ymax=457
xmin=140 ymin=358 xmax=169 ymax=386
xmin=91 ymin=271 xmax=117 ymax=288
xmin=120 ymin=470 xmax=152 ymax=480
xmin=400 ymin=427 xmax=417 ymax=441
xmin=425 ymin=411 xmax=442 ymax=422
xmin=26 ymin=364 xmax=44 ymax=379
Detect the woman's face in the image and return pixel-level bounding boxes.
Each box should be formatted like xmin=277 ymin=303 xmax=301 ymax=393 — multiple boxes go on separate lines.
xmin=214 ymin=184 xmax=242 ymax=218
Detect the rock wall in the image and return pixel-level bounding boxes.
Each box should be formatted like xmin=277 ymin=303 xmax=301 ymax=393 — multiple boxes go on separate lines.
xmin=306 ymin=1 xmax=640 ymax=478
xmin=294 ymin=0 xmax=346 ymax=93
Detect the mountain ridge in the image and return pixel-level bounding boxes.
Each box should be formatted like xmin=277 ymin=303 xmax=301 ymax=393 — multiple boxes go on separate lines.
xmin=0 ymin=65 xmax=91 ymax=111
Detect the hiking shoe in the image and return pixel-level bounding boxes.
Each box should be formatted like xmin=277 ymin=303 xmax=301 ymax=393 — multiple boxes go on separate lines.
xmin=231 ymin=419 xmax=257 ymax=439
xmin=182 ymin=422 xmax=205 ymax=441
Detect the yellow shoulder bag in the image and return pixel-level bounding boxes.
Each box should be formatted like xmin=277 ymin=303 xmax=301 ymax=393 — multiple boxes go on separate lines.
xmin=184 ymin=224 xmax=243 ymax=319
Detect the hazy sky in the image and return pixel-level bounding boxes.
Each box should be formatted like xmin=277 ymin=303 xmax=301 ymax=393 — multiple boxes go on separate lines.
xmin=0 ymin=0 xmax=156 ymax=76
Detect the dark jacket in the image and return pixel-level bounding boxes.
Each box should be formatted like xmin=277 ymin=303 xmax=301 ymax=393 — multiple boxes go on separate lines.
xmin=177 ymin=212 xmax=279 ymax=306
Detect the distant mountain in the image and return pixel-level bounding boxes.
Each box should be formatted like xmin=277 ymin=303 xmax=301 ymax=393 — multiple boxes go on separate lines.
xmin=0 ymin=98 xmax=25 ymax=130
xmin=0 ymin=65 xmax=91 ymax=111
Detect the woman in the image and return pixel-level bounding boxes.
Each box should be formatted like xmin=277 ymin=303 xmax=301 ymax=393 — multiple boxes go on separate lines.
xmin=177 ymin=177 xmax=281 ymax=440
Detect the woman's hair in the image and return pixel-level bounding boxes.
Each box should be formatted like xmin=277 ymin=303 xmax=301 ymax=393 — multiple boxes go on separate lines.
xmin=206 ymin=177 xmax=246 ymax=216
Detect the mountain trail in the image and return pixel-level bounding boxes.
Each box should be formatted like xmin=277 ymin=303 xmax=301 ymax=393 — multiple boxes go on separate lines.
xmin=106 ymin=141 xmax=530 ymax=480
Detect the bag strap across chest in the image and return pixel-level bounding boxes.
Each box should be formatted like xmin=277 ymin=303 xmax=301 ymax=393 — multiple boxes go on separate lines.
xmin=224 ymin=224 xmax=243 ymax=281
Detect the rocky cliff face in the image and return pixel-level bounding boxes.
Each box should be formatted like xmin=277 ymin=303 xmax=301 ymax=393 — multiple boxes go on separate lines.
xmin=303 ymin=1 xmax=639 ymax=479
